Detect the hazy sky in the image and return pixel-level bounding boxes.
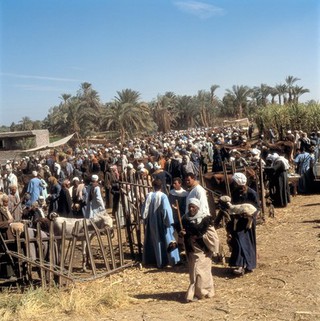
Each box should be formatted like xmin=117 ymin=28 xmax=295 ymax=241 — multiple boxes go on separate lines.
xmin=1 ymin=0 xmax=319 ymax=125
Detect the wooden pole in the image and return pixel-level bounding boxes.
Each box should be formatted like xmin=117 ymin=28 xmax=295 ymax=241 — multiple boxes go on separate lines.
xmin=259 ymin=158 xmax=266 ymax=219
xmin=91 ymin=221 xmax=111 ymax=271
xmin=223 ymin=160 xmax=231 ymax=197
xmin=83 ymin=219 xmax=97 ymax=276
xmin=36 ymin=223 xmax=46 ymax=288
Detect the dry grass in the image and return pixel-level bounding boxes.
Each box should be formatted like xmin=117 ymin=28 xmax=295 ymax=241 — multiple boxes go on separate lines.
xmin=0 ymin=276 xmax=131 ymax=321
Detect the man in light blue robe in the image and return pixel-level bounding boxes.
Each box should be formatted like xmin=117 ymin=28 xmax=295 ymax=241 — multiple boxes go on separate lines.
xmin=26 ymin=171 xmax=44 ymax=206
xmin=85 ymin=174 xmax=105 ymax=218
xmin=142 ymin=179 xmax=180 ymax=268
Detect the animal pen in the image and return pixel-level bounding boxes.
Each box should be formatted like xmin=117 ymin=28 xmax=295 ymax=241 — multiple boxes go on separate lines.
xmin=1 ymin=161 xmax=268 ymax=288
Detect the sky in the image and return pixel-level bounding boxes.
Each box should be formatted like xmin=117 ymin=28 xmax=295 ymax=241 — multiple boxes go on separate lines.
xmin=0 ymin=0 xmax=319 ymax=126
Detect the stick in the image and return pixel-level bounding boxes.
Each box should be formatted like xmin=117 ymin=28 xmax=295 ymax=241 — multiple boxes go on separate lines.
xmin=175 ymin=199 xmax=183 ymax=231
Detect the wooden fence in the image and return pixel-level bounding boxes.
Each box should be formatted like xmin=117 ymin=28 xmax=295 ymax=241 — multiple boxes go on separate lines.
xmin=0 ymin=214 xmax=137 ymax=288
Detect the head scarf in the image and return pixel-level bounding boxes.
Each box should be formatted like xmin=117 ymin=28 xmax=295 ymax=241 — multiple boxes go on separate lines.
xmin=232 ymin=172 xmax=247 ymax=186
xmin=185 ymin=197 xmax=208 ymax=224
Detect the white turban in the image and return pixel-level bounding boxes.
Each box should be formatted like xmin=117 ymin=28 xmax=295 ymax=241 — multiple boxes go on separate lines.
xmin=251 ymin=148 xmax=261 ymax=156
xmin=266 ymin=153 xmax=279 ymax=163
xmin=232 ymin=172 xmax=247 ymax=186
xmin=91 ymin=174 xmax=99 ymax=182
xmin=187 ymin=198 xmax=201 ymax=209
xmin=154 ymin=163 xmax=161 ymax=170
xmin=137 ymin=163 xmax=144 ymax=170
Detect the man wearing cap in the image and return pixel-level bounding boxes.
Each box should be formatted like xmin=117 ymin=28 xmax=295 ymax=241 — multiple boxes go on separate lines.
xmin=26 ymin=171 xmax=44 ymax=207
xmin=228 ymin=172 xmax=259 ymax=275
xmin=69 ymin=177 xmax=87 ymax=217
xmin=231 ymin=172 xmax=259 ymax=208
xmin=180 ymin=197 xmax=219 ymax=302
xmin=85 ymin=174 xmax=105 ymax=218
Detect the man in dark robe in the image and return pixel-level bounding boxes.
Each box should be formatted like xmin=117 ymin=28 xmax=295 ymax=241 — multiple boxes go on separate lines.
xmin=265 ymin=153 xmax=291 ymax=207
xmin=226 ymin=173 xmax=259 ymax=275
xmin=57 ymin=179 xmax=73 ymax=217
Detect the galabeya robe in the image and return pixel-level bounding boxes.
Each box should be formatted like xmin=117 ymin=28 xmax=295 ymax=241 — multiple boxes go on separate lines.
xmin=142 ymin=191 xmax=180 ymax=268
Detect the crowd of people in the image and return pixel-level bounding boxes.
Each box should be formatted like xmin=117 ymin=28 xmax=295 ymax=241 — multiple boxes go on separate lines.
xmin=0 ymin=125 xmax=319 ymax=300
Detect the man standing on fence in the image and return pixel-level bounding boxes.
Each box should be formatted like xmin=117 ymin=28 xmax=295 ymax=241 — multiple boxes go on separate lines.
xmin=142 ymin=179 xmax=180 ymax=268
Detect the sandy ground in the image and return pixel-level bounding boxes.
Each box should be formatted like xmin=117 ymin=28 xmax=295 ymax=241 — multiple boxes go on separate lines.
xmin=103 ymin=194 xmax=320 ymax=321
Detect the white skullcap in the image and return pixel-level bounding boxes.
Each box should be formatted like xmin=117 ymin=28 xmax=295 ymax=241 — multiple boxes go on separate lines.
xmin=219 ymin=195 xmax=232 ymax=203
xmin=251 ymin=148 xmax=260 ymax=156
xmin=137 ymin=163 xmax=144 ymax=170
xmin=188 ymin=198 xmax=201 ymax=208
xmin=32 ymin=171 xmax=38 ymax=177
xmin=154 ymin=163 xmax=161 ymax=170
xmin=127 ymin=163 xmax=133 ymax=169
xmin=266 ymin=153 xmax=279 ymax=162
xmin=72 ymin=177 xmax=80 ymax=182
xmin=232 ymin=172 xmax=247 ymax=186
xmin=91 ymin=174 xmax=99 ymax=182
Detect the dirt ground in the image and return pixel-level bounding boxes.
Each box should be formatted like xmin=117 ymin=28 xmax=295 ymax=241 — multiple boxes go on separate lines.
xmin=103 ymin=194 xmax=320 ymax=321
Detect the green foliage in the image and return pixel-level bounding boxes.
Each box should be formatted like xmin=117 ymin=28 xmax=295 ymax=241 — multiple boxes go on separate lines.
xmin=255 ymin=102 xmax=320 ymax=137
xmin=7 ymin=76 xmax=316 ymax=139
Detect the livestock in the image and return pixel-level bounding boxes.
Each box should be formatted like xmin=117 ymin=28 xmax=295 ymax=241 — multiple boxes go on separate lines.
xmin=47 ymin=211 xmax=113 ymax=272
xmin=261 ymin=140 xmax=295 ymax=162
xmin=203 ymin=167 xmax=257 ymax=195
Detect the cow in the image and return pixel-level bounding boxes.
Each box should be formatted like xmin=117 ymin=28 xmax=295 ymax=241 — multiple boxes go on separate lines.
xmin=261 ymin=140 xmax=295 ymax=162
xmin=43 ymin=211 xmax=113 ymax=272
xmin=203 ymin=167 xmax=257 ymax=196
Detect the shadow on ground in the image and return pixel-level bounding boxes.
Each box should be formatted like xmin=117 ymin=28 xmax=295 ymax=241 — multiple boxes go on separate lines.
xmin=133 ymin=291 xmax=186 ymax=303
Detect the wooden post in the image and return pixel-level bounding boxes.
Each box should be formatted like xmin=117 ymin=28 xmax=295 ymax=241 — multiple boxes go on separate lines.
xmin=59 ymin=221 xmax=67 ymax=286
xmin=23 ymin=223 xmax=32 ymax=282
xmin=15 ymin=232 xmax=23 ymax=279
xmin=83 ymin=219 xmax=97 ymax=276
xmin=223 ymin=160 xmax=231 ymax=197
xmin=91 ymin=221 xmax=111 ymax=271
xmin=115 ymin=209 xmax=124 ymax=266
xmin=120 ymin=188 xmax=135 ymax=259
xmin=36 ymin=223 xmax=46 ymax=288
xmin=48 ymin=221 xmax=55 ymax=286
xmin=68 ymin=220 xmax=79 ymax=276
xmin=106 ymin=227 xmax=116 ymax=269
xmin=259 ymin=158 xmax=266 ymax=219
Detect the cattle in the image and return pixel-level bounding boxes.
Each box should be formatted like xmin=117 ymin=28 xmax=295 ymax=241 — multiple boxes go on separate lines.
xmin=46 ymin=211 xmax=113 ymax=272
xmin=203 ymin=167 xmax=257 ymax=196
xmin=261 ymin=140 xmax=295 ymax=162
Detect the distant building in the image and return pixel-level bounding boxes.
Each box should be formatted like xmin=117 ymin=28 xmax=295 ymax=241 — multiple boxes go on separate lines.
xmin=0 ymin=130 xmax=49 ymax=164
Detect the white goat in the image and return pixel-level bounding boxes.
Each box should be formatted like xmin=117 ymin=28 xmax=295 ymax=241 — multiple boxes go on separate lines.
xmin=49 ymin=211 xmax=113 ymax=272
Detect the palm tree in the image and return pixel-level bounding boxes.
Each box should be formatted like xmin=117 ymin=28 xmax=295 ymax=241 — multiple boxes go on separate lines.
xmin=274 ymin=84 xmax=287 ymax=105
xmin=19 ymin=116 xmax=33 ymax=131
xmin=174 ymin=95 xmax=198 ymax=129
xmin=285 ymin=76 xmax=300 ymax=103
xmin=102 ymin=89 xmax=155 ymax=143
xmin=252 ymin=84 xmax=271 ymax=107
xmin=195 ymin=90 xmax=213 ymax=127
xmin=292 ymin=86 xmax=310 ymax=103
xmin=151 ymin=92 xmax=178 ymax=133
xmin=225 ymin=85 xmax=252 ymax=118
